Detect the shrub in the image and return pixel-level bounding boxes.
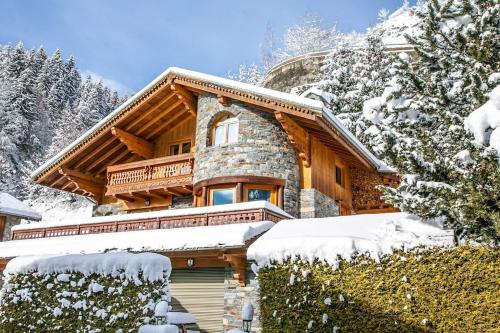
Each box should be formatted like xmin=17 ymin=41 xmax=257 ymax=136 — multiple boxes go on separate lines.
xmin=0 ymin=252 xmax=171 ymax=332
xmin=258 ymin=246 xmax=499 ymax=332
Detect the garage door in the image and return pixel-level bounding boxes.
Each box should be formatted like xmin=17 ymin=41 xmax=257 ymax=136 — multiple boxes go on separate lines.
xmin=170 ymin=268 xmax=225 ymax=333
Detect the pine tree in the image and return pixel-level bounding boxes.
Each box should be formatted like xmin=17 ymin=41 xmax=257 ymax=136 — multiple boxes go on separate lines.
xmin=366 ymin=0 xmax=500 ymax=241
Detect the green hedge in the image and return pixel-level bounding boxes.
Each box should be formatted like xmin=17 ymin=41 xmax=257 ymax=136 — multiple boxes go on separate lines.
xmin=258 ymin=246 xmax=499 ymax=332
xmin=0 ymin=271 xmax=169 ymax=332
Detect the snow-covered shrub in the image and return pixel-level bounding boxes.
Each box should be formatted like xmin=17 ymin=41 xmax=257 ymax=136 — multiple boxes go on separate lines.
xmin=258 ymin=246 xmax=498 ymax=332
xmin=0 ymin=252 xmax=171 ymax=332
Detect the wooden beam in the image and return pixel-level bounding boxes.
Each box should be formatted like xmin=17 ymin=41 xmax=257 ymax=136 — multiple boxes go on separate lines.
xmin=145 ymin=106 xmax=190 ymax=140
xmin=217 ymin=95 xmax=230 ymax=107
xmin=114 ymin=194 xmax=136 ymax=203
xmin=223 ymin=254 xmax=247 ymax=286
xmin=164 ymin=188 xmax=184 ymax=197
xmin=74 ymin=137 xmax=117 ymax=169
xmin=111 ymin=127 xmax=153 ymax=159
xmin=275 ymin=111 xmax=311 ymax=167
xmin=135 ymin=98 xmax=184 ymax=135
xmin=58 ymin=168 xmax=104 ymax=200
xmin=97 ymin=149 xmax=131 ymax=174
xmin=59 ymin=168 xmax=104 ymax=185
xmin=170 ymin=84 xmax=196 ymax=117
xmin=145 ymin=190 xmax=169 ymax=200
xmin=85 ymin=144 xmax=124 ymax=172
xmin=124 ymin=92 xmax=177 ymax=131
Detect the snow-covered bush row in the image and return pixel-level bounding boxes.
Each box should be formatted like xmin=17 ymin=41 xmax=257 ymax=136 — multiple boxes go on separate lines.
xmin=0 ymin=252 xmax=171 ymax=332
xmin=257 ymin=246 xmax=499 ymax=332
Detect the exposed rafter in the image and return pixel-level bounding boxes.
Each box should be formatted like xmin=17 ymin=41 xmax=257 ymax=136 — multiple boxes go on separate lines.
xmin=111 ymin=127 xmax=153 ymax=159
xmin=170 ymin=83 xmax=196 ymax=117
xmin=217 ymin=94 xmax=230 ymax=107
xmin=58 ymin=167 xmax=103 ymax=200
xmin=275 ymin=111 xmax=311 ymax=167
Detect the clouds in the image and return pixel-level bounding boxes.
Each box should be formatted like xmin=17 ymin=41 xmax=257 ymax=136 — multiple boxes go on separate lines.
xmin=81 ymin=70 xmax=134 ymax=95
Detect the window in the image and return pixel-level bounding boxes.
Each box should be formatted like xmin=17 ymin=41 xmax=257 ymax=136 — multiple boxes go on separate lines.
xmin=212 ymin=115 xmax=238 ymax=145
xmin=247 ymin=188 xmax=271 ymax=202
xmin=169 ymin=141 xmax=191 ymax=156
xmin=335 ymin=166 xmax=343 ymax=186
xmin=210 ymin=188 xmax=234 ymax=205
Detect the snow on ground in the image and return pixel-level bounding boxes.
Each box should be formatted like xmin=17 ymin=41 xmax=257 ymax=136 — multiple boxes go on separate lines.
xmin=0 ymin=221 xmax=274 ymax=258
xmin=23 ymin=192 xmax=93 ymax=226
xmin=0 ymin=193 xmax=41 ymax=220
xmin=4 ymin=252 xmax=171 ymax=282
xmin=247 ymin=212 xmax=454 ymax=268
xmin=13 ymin=201 xmax=289 ymax=230
xmin=465 ymin=83 xmax=500 ymax=157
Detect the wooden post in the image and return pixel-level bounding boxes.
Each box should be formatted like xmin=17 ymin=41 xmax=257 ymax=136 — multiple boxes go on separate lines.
xmin=0 ymin=216 xmax=6 ymax=241
xmin=236 ymin=182 xmax=243 ymax=203
xmin=277 ymin=186 xmax=284 ymax=209
xmin=201 ymin=186 xmax=207 ymax=206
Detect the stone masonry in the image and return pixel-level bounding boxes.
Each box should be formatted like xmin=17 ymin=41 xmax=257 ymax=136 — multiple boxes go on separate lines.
xmin=224 ymin=265 xmax=261 ymax=333
xmin=299 ymin=188 xmax=339 ymax=218
xmin=194 ymin=93 xmax=300 ymax=217
xmin=1 ymin=215 xmax=21 ymax=241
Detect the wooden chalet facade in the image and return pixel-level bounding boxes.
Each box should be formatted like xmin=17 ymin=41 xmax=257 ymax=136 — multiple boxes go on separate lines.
xmin=0 ymin=67 xmax=397 ymax=332
xmin=31 ymin=67 xmax=396 ymax=217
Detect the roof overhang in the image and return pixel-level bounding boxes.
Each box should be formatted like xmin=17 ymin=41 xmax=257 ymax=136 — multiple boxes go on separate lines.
xmin=31 ymin=67 xmax=393 ymax=193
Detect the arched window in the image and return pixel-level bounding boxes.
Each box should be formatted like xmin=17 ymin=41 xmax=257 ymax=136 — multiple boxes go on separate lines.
xmin=212 ymin=115 xmax=238 ymax=145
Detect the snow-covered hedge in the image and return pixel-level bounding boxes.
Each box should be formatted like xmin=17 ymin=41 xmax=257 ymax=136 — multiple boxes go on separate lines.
xmin=0 ymin=252 xmax=171 ymax=332
xmin=257 ymin=246 xmax=498 ymax=332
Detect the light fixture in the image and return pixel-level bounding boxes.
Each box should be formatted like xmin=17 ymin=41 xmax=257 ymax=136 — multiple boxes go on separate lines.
xmin=242 ymin=302 xmax=254 ymax=332
xmin=144 ymin=197 xmax=151 ymax=206
xmin=186 ymin=258 xmax=195 ymax=267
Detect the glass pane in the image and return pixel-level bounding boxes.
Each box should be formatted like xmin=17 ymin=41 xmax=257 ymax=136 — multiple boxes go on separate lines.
xmin=336 ymin=167 xmax=342 ymax=185
xmin=214 ymin=125 xmax=225 ymax=145
xmin=227 ymin=122 xmax=238 ymax=143
xmin=170 ymin=144 xmax=180 ymax=156
xmin=248 ymin=189 xmax=271 ymax=202
xmin=182 ymin=142 xmax=191 ymax=154
xmin=212 ymin=189 xmax=234 ymax=205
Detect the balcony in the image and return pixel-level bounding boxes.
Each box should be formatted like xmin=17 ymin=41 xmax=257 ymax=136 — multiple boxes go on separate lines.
xmin=106 ymin=153 xmax=194 ymax=197
xmin=10 ymin=201 xmax=291 ymax=240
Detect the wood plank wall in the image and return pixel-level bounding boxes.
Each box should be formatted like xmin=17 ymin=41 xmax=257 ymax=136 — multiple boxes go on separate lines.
xmin=154 ymin=117 xmax=196 ymax=157
xmin=310 ymin=136 xmax=353 ymax=210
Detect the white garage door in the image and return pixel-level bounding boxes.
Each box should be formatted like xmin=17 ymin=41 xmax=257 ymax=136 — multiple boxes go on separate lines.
xmin=170 ymin=268 xmax=225 ymax=333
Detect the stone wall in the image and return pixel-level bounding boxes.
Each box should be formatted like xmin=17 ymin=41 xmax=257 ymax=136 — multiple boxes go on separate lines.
xmin=194 ymin=93 xmax=300 ymax=217
xmin=350 ymin=168 xmax=397 ymax=211
xmin=1 ymin=216 xmax=21 ymax=241
xmin=261 ymin=51 xmax=329 ymax=93
xmin=224 ymin=265 xmax=261 ymax=333
xmin=299 ymin=188 xmax=339 ymax=218
xmin=171 ymin=195 xmax=193 ymax=209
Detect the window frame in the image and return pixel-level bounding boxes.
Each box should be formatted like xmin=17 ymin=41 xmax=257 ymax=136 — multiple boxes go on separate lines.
xmin=211 ymin=115 xmax=239 ymax=146
xmin=243 ymin=184 xmax=277 ymax=204
xmin=335 ymin=166 xmax=344 ymax=187
xmin=168 ymin=140 xmax=192 ymax=156
xmin=209 ymin=185 xmax=236 ymax=206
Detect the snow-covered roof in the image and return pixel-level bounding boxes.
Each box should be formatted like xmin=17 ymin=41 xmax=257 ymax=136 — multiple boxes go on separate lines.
xmin=4 ymin=252 xmax=171 ymax=282
xmin=31 ymin=67 xmax=391 ymax=180
xmin=0 ymin=221 xmax=274 ymax=259
xmin=247 ymin=212 xmax=454 ymax=268
xmin=12 ymin=201 xmax=290 ymax=231
xmin=0 ymin=193 xmax=41 ymax=220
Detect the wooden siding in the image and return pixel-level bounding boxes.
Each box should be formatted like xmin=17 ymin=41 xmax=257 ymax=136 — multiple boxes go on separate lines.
xmin=154 ymin=117 xmax=196 ymax=157
xmin=310 ymin=136 xmax=353 ymax=211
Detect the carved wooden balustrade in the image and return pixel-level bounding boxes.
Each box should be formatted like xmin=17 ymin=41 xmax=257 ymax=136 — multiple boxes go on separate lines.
xmin=106 ymin=153 xmax=194 ymax=196
xmin=11 ymin=207 xmax=286 ymax=240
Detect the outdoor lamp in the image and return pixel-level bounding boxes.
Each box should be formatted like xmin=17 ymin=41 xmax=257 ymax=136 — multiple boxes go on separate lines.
xmin=153 ymin=300 xmax=169 ymax=325
xmin=241 ymin=302 xmax=254 ymax=332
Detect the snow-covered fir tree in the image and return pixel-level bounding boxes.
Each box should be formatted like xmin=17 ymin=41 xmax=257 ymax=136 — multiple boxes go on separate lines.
xmin=302 ymin=30 xmax=394 ymax=149
xmin=363 ymin=0 xmax=499 ymax=241
xmin=228 ymin=64 xmax=263 ymax=85
xmin=0 ymin=43 xmax=125 ymax=199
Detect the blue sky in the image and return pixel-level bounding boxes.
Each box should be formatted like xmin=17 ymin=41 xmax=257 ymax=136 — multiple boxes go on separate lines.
xmin=0 ymin=0 xmax=414 ymax=94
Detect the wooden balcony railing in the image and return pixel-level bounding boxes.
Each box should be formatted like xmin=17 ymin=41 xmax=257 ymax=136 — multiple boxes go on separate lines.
xmin=106 ymin=153 xmax=194 ymax=196
xmin=11 ymin=204 xmax=288 ymax=240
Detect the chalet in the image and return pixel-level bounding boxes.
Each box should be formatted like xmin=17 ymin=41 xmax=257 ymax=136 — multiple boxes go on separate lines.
xmin=0 ymin=67 xmax=397 ymax=332
xmin=0 ymin=192 xmax=41 ymax=241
